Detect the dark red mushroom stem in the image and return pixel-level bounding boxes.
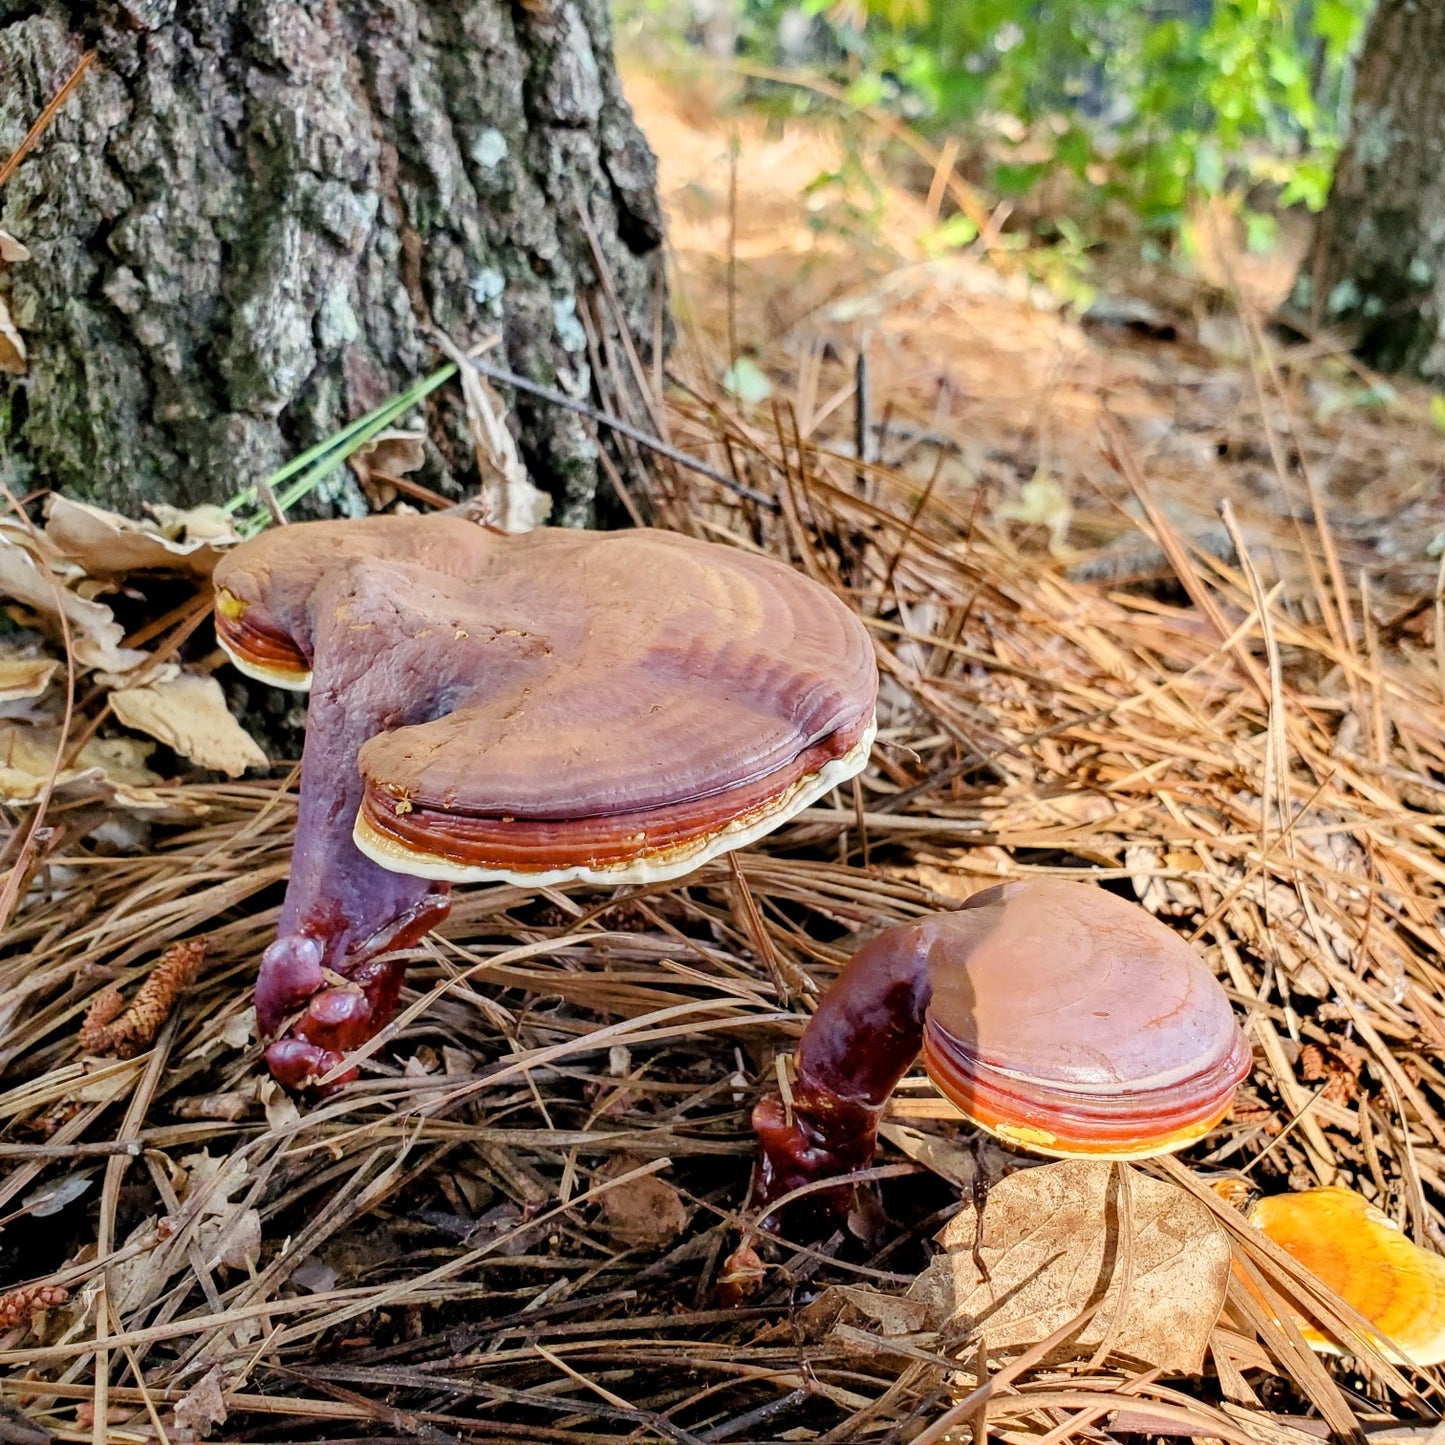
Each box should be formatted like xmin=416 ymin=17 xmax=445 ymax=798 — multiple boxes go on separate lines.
xmin=255 ymin=562 xmax=466 ymax=1089
xmin=750 ymin=911 xmax=974 ymax=1215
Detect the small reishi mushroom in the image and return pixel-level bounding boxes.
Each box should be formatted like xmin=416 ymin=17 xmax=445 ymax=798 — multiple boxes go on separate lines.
xmin=1239 ymin=1186 xmax=1445 ymax=1366
xmin=751 ymin=878 xmax=1252 ymax=1213
xmin=213 ymin=515 xmax=877 ymax=1090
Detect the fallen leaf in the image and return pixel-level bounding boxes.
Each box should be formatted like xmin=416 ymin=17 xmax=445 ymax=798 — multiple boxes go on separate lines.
xmin=833 ymin=1284 xmax=930 ymax=1337
xmin=595 ymin=1158 xmax=689 ymax=1249
xmin=147 ymin=502 xmax=239 ymax=543
xmin=350 ymin=428 xmax=427 ymax=510
xmin=456 ymin=364 xmax=551 ymax=533
xmin=220 ymin=1008 xmax=256 ymax=1050
xmin=0 ymin=534 xmax=146 ymax=673
xmin=46 ymin=495 xmax=236 ymax=578
xmin=0 ymin=230 xmax=30 ymax=264
xmin=259 ymin=1077 xmax=301 ymax=1132
xmin=199 ymin=1206 xmax=261 ymax=1271
xmin=0 ymin=653 xmax=58 ymax=704
xmin=108 ymin=1214 xmax=172 ymax=1316
xmin=879 ymin=1121 xmax=1015 ymax=1193
xmin=288 ymin=1256 xmax=339 ymax=1293
xmin=0 ymin=296 xmax=24 ymax=375
xmin=172 ymin=1363 xmax=227 ymax=1441
xmin=0 ymin=723 xmax=168 ymax=807
xmin=180 ymin=1149 xmax=248 ymax=1215
xmin=912 ymin=1158 xmax=1229 ymax=1374
xmin=111 ymin=671 xmax=267 ymax=776
xmin=21 ymin=1171 xmax=93 ymax=1217
xmin=994 ymin=470 xmax=1074 ymax=557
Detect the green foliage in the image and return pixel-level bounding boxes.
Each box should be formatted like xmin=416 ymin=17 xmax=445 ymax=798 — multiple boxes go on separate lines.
xmin=224 ymin=364 xmax=457 ymax=536
xmin=733 ymin=0 xmax=1371 ymax=238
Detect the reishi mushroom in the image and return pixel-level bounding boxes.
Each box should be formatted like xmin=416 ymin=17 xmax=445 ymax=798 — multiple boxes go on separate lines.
xmin=751 ymin=878 xmax=1252 ymax=1212
xmin=213 ymin=514 xmax=877 ymax=1090
xmin=1238 ymin=1185 xmax=1445 ymax=1367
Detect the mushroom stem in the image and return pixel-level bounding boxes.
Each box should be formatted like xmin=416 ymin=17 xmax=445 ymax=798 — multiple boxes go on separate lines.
xmin=256 ymin=563 xmax=456 ymax=1088
xmin=750 ymin=911 xmax=985 ymax=1214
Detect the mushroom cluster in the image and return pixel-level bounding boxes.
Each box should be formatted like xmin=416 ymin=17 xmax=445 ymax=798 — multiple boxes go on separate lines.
xmin=214 ymin=515 xmax=877 ymax=1089
xmin=752 ymin=879 xmax=1253 ymax=1212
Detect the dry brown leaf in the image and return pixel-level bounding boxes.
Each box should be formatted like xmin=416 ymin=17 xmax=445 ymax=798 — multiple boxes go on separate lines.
xmin=0 ymin=535 xmax=146 ymax=673
xmin=199 ymin=1205 xmax=262 ymax=1271
xmin=0 ymin=653 xmax=58 ymax=704
xmin=0 ymin=723 xmax=166 ymax=806
xmin=172 ymin=1364 xmax=227 ymax=1442
xmin=595 ymin=1158 xmax=689 ymax=1248
xmin=0 ymin=229 xmax=30 ymax=264
xmin=110 ymin=671 xmax=268 ymax=777
xmin=879 ymin=1121 xmax=1013 ymax=1193
xmin=107 ymin=1214 xmax=173 ymax=1317
xmin=0 ymin=295 xmax=26 ymax=375
xmin=349 ymin=428 xmax=427 ymax=510
xmin=911 ymin=1158 xmax=1229 ymax=1374
xmin=45 ymin=495 xmax=237 ymax=578
xmin=832 ymin=1285 xmax=930 ymax=1337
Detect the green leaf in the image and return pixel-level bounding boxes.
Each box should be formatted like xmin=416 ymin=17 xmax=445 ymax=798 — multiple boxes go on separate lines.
xmin=722 ymin=355 xmax=773 ymax=405
xmin=1242 ymin=208 xmax=1279 ymax=254
xmin=1430 ymin=395 xmax=1445 ymax=432
xmin=923 ymin=212 xmax=980 ymax=252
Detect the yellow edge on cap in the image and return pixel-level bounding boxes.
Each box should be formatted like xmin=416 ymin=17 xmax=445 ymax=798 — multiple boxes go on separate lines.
xmin=352 ymin=712 xmax=878 ymax=888
xmin=979 ymin=1112 xmax=1217 ymax=1162
xmin=923 ymin=1095 xmax=1221 ymax=1162
xmin=216 ymin=630 xmax=313 ymax=692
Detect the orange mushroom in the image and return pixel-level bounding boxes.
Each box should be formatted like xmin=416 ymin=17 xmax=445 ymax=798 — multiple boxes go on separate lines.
xmin=1242 ymin=1186 xmax=1445 ymax=1367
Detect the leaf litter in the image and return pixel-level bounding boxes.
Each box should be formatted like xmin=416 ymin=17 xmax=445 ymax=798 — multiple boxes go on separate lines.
xmin=1 ymin=68 xmax=1445 ymax=1445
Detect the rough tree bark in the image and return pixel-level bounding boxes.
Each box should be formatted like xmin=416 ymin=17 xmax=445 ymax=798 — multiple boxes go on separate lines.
xmin=0 ymin=0 xmax=665 ymax=525
xmin=1294 ymin=0 xmax=1445 ymax=382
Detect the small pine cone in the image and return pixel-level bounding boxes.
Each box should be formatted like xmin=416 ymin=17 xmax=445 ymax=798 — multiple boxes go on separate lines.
xmin=0 ymin=1283 xmax=69 ymax=1329
xmin=78 ymin=986 xmax=126 ymax=1054
xmin=79 ymin=938 xmax=207 ymax=1057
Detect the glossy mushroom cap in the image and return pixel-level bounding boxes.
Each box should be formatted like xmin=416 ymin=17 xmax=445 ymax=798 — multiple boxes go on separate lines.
xmin=1246 ymin=1187 xmax=1445 ymax=1367
xmin=214 ymin=515 xmax=877 ymax=1088
xmin=923 ymin=880 xmax=1251 ymax=1158
xmin=752 ymin=879 xmax=1251 ymax=1212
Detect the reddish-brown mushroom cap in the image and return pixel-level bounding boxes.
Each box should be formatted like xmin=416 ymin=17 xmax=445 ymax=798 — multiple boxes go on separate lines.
xmin=751 ymin=879 xmax=1251 ymax=1213
xmin=214 ymin=515 xmax=878 ymax=1088
xmin=922 ymin=880 xmax=1251 ymax=1158
xmin=217 ymin=516 xmax=877 ymax=886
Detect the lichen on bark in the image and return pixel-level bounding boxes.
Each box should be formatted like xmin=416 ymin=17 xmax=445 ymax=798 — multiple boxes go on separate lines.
xmin=0 ymin=0 xmax=665 ymax=524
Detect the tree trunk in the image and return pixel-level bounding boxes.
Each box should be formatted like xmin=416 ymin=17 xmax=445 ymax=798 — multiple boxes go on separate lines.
xmin=1294 ymin=0 xmax=1445 ymax=382
xmin=0 ymin=0 xmax=665 ymax=525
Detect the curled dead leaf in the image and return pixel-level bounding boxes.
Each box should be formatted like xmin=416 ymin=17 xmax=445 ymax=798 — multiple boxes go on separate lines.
xmin=0 ymin=295 xmax=27 ymax=375
xmin=911 ymin=1157 xmax=1230 ymax=1374
xmin=349 ymin=428 xmax=427 ymax=510
xmin=0 ymin=535 xmax=146 ymax=673
xmin=46 ymin=495 xmax=237 ymax=578
xmin=595 ymin=1157 xmax=689 ymax=1249
xmin=0 ymin=229 xmax=30 ymax=264
xmin=172 ymin=1364 xmax=227 ymax=1442
xmin=110 ymin=671 xmax=268 ymax=777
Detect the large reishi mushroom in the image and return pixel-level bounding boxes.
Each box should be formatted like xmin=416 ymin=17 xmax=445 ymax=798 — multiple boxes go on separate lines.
xmin=213 ymin=515 xmax=877 ymax=1090
xmin=751 ymin=878 xmax=1251 ymax=1211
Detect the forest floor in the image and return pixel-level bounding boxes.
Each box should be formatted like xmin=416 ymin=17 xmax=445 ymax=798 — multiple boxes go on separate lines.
xmin=3 ymin=61 xmax=1445 ymax=1445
